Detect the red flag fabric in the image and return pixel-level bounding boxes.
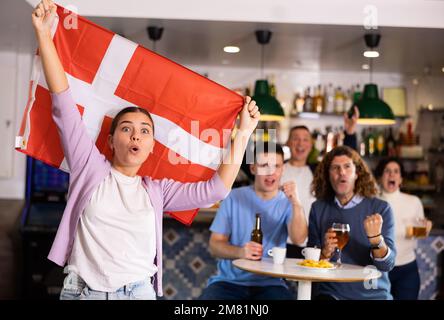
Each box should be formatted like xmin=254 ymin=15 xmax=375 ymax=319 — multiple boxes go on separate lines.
xmin=17 ymin=5 xmax=243 ymax=225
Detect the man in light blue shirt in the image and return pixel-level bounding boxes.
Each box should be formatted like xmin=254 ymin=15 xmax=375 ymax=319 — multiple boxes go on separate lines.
xmin=199 ymin=143 xmax=308 ymax=300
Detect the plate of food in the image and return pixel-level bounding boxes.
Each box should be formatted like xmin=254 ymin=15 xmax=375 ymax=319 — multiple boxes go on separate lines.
xmin=296 ymin=259 xmax=336 ymax=271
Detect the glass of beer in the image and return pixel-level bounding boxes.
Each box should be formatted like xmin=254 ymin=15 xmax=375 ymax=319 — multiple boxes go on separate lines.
xmin=332 ymin=223 xmax=350 ymax=266
xmin=408 ymin=218 xmax=427 ymax=239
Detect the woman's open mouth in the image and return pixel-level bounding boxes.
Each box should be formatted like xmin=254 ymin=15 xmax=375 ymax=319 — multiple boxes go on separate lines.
xmin=388 ymin=180 xmax=397 ymax=187
xmin=129 ymin=146 xmax=140 ymax=154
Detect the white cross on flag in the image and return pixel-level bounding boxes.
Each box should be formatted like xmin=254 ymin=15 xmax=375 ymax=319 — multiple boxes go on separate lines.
xmin=16 ymin=5 xmax=243 ymax=225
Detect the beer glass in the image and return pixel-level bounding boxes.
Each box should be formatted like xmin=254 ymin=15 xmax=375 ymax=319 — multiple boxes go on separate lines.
xmin=407 ymin=217 xmax=427 ymax=239
xmin=332 ymin=223 xmax=350 ymax=266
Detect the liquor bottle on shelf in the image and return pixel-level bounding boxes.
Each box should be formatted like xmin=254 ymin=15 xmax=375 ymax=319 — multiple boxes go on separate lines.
xmin=376 ymin=130 xmax=386 ymax=156
xmin=303 ymin=87 xmax=313 ymax=112
xmin=344 ymin=89 xmax=353 ymax=113
xmin=406 ymin=121 xmax=415 ymax=146
xmin=325 ymin=83 xmax=335 ymax=113
xmin=308 ymin=130 xmax=321 ymax=164
xmin=313 ymin=84 xmax=324 ymax=113
xmin=334 ymin=86 xmax=345 ymax=114
xmin=386 ymin=127 xmax=397 ymax=157
xmin=360 ymin=128 xmax=367 ymax=157
xmin=366 ymin=128 xmax=376 ymax=157
xmin=291 ymin=92 xmax=304 ymax=116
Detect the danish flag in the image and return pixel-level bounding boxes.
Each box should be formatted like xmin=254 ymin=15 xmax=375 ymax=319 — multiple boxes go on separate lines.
xmin=16 ymin=5 xmax=243 ymax=225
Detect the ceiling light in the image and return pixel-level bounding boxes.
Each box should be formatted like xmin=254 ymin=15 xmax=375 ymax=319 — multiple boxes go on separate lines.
xmin=363 ymin=50 xmax=379 ymax=58
xmin=362 ymin=64 xmax=370 ymax=70
xmin=147 ymin=26 xmax=164 ymax=52
xmin=355 ymin=33 xmax=395 ymax=126
xmin=223 ymin=46 xmax=240 ymax=53
xmin=442 ymin=67 xmax=444 ymax=73
xmin=252 ymin=30 xmax=285 ymax=122
xmin=354 ymin=84 xmax=395 ymax=125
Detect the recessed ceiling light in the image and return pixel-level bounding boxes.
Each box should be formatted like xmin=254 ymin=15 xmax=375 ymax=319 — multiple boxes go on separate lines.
xmin=363 ymin=50 xmax=379 ymax=58
xmin=362 ymin=64 xmax=370 ymax=70
xmin=442 ymin=67 xmax=444 ymax=73
xmin=223 ymin=46 xmax=240 ymax=53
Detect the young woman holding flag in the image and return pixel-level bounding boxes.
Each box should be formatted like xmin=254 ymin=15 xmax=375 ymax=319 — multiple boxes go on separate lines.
xmin=32 ymin=0 xmax=260 ymax=300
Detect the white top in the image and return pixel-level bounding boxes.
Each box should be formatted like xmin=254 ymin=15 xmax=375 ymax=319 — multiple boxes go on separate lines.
xmin=68 ymin=167 xmax=157 ymax=291
xmin=233 ymin=258 xmax=381 ymax=282
xmin=379 ymin=190 xmax=424 ymax=266
xmin=281 ymin=163 xmax=316 ymax=246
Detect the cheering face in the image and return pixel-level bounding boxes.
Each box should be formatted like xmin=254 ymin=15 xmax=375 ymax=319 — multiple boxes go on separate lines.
xmin=381 ymin=161 xmax=402 ymax=193
xmin=108 ymin=112 xmax=155 ymax=169
xmin=287 ymin=128 xmax=313 ymax=163
xmin=250 ymin=152 xmax=284 ymax=193
xmin=329 ymin=155 xmax=358 ymax=198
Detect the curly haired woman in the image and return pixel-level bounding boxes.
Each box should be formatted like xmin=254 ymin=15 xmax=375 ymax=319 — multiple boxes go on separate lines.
xmin=307 ymin=146 xmax=396 ymax=300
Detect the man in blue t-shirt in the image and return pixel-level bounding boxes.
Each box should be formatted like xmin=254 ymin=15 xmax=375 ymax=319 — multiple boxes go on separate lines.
xmin=308 ymin=145 xmax=396 ymax=300
xmin=199 ymin=143 xmax=308 ymax=300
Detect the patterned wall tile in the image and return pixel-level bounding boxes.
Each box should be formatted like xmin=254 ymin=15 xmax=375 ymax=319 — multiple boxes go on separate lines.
xmin=417 ymin=236 xmax=444 ymax=300
xmin=162 ymin=222 xmax=218 ymax=300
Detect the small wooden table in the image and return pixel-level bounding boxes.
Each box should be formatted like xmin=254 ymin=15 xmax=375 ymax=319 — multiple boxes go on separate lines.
xmin=233 ymin=258 xmax=382 ymax=300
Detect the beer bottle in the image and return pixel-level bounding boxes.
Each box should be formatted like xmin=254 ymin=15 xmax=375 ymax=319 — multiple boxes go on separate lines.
xmin=251 ymin=213 xmax=263 ymax=244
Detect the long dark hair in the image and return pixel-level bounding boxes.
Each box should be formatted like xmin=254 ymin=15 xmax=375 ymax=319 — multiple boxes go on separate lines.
xmin=374 ymin=157 xmax=405 ymax=179
xmin=110 ymin=107 xmax=154 ymax=135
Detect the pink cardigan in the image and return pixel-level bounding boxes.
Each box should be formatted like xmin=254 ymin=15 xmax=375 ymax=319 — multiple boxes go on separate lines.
xmin=48 ymin=88 xmax=230 ymax=296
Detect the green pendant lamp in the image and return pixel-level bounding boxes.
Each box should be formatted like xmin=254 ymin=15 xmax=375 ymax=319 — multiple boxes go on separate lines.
xmin=355 ymin=83 xmax=395 ymax=125
xmin=354 ymin=33 xmax=395 ymax=125
xmin=252 ymin=30 xmax=285 ymax=122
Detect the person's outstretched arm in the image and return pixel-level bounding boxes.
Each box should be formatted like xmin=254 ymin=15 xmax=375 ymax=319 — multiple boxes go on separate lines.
xmin=31 ymin=0 xmax=106 ymax=174
xmin=32 ymin=0 xmax=68 ymax=94
xmin=217 ymin=96 xmax=260 ymax=190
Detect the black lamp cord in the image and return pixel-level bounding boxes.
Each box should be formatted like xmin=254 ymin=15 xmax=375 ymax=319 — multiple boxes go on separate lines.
xmin=260 ymin=44 xmax=264 ymax=79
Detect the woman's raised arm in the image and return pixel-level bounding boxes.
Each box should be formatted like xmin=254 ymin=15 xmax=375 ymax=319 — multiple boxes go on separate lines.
xmin=32 ymin=0 xmax=68 ymax=94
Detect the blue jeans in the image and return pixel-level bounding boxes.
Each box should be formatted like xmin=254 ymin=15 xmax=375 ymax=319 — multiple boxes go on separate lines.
xmin=60 ymin=272 xmax=156 ymax=300
xmin=199 ymin=281 xmax=295 ymax=300
xmin=389 ymin=260 xmax=420 ymax=300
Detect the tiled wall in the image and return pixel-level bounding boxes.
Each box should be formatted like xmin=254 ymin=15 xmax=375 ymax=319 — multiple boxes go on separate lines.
xmin=417 ymin=236 xmax=444 ymax=300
